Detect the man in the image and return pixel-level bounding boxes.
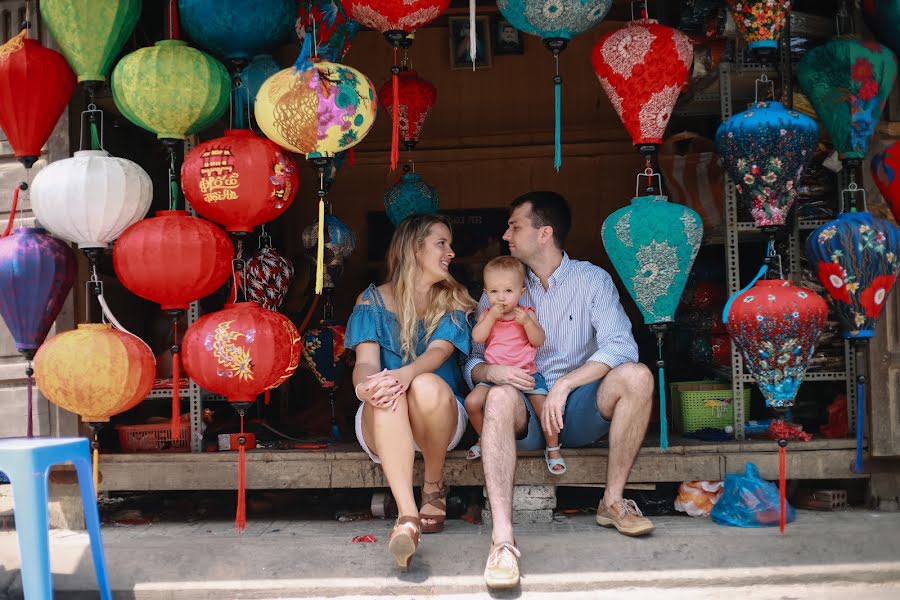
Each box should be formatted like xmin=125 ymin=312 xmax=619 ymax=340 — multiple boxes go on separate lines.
xmin=464 ymin=191 xmax=655 ymax=589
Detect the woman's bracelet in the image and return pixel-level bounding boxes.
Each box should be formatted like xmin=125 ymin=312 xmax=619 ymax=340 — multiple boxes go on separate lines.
xmin=354 ymin=382 xmax=366 ymax=401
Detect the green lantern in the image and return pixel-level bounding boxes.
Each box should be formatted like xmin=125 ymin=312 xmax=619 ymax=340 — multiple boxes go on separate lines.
xmin=798 ymin=39 xmax=897 ymax=163
xmin=111 ymin=40 xmax=230 ymax=142
xmin=40 ymin=0 xmax=141 ymax=87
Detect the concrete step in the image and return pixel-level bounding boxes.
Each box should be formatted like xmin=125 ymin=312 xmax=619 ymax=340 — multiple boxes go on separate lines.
xmin=1 ymin=511 xmax=899 ymax=599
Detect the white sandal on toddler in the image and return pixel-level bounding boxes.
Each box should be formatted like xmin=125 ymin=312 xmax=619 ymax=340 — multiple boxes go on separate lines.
xmin=544 ymin=445 xmax=567 ymax=475
xmin=466 ymin=444 xmax=481 ymax=460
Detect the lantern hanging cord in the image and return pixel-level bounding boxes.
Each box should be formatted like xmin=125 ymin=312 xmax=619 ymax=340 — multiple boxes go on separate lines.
xmin=22 ymin=0 xmax=32 ymax=35
xmin=259 ymin=224 xmax=271 ymax=250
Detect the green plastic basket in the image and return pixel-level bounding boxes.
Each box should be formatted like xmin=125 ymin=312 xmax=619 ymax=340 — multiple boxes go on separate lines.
xmin=669 ymin=380 xmax=752 ymax=433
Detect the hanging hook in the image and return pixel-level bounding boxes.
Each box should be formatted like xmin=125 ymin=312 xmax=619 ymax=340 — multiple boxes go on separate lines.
xmin=754 ymin=74 xmax=775 ymax=104
xmin=79 ymin=105 xmax=105 ymax=152
xmin=841 ymin=181 xmax=868 ymax=213
xmin=635 ymin=166 xmax=663 ymax=196
xmin=258 ymin=224 xmax=272 ymax=249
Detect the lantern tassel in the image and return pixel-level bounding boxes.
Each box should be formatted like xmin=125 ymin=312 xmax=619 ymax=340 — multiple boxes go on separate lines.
xmin=167 ymin=0 xmax=180 ymax=40
xmin=723 ymin=264 xmax=768 ymax=324
xmin=92 ymin=435 xmax=100 ymax=499
xmin=778 ymin=439 xmax=787 ymax=534
xmin=264 ymin=389 xmax=271 ymax=405
xmin=172 ymin=351 xmax=181 ymax=441
xmin=236 ymin=412 xmax=247 ymax=532
xmin=347 ymin=147 xmax=355 ymax=168
xmin=25 ymin=364 xmax=33 ymax=438
xmin=2 ymin=184 xmax=21 ymax=238
xmin=855 ymin=378 xmax=865 ymax=474
xmin=315 ymin=198 xmax=325 ymax=294
xmin=469 ymin=0 xmax=477 ymax=70
xmin=390 ymin=49 xmax=400 ymax=171
xmin=297 ymin=23 xmax=314 ymax=68
xmin=658 ymin=359 xmax=668 ymax=451
xmin=554 ymin=77 xmax=562 ymax=172
xmin=90 ymin=121 xmax=101 ymax=151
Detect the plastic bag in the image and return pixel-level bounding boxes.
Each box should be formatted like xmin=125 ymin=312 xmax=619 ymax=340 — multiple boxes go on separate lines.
xmin=674 ymin=480 xmax=724 ymax=517
xmin=711 ymin=462 xmax=795 ymax=527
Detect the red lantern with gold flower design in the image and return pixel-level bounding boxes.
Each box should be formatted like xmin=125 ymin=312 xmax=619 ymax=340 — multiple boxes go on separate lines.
xmin=592 ymin=19 xmax=692 ymax=158
xmin=181 ymin=129 xmax=299 ymax=234
xmin=378 ymin=69 xmax=436 ymax=150
xmin=181 ymin=301 xmax=301 ymax=530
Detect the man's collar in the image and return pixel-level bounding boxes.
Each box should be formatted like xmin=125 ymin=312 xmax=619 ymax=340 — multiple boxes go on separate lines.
xmin=527 ymin=253 xmax=572 ymax=288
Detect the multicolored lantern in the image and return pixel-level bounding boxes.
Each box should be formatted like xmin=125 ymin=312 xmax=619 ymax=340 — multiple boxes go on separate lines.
xmin=302 ymin=214 xmax=356 ymax=290
xmin=339 ymin=0 xmax=450 ymax=169
xmin=181 ymin=301 xmax=301 ymax=530
xmin=245 ymin=244 xmax=295 ymax=311
xmin=602 ymin=191 xmax=703 ymax=449
xmin=498 ymin=0 xmax=613 ymax=170
xmin=178 ymin=0 xmax=296 ymax=63
xmin=39 ymin=0 xmax=141 ymax=87
xmin=715 ymin=99 xmax=819 ymax=229
xmin=0 ymin=228 xmax=76 ymax=437
xmin=871 ymin=141 xmax=900 ymax=223
xmin=233 ymin=54 xmax=281 ymax=129
xmin=302 ymin=320 xmax=347 ymax=439
xmin=31 ymin=150 xmax=153 ymax=249
xmin=725 ymin=0 xmax=792 ymax=52
xmin=0 ymin=30 xmax=76 ymax=168
xmin=798 ymin=39 xmax=897 ymax=163
xmin=378 ymin=70 xmax=436 ymax=151
xmin=297 ymin=0 xmax=360 ymax=63
xmin=181 ymin=129 xmax=299 ymax=234
xmin=113 ymin=210 xmax=233 ymax=436
xmin=862 ymin=0 xmax=900 ymax=58
xmin=111 ymin=40 xmax=230 ymax=142
xmin=592 ymin=19 xmax=692 ymax=158
xmin=384 ymin=172 xmax=439 ymax=226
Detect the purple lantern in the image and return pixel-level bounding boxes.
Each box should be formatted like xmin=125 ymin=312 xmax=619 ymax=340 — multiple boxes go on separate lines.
xmin=0 ymin=227 xmax=77 ymax=436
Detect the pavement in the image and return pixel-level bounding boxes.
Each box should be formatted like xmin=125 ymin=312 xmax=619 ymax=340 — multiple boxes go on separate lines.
xmin=1 ymin=510 xmax=900 ymax=599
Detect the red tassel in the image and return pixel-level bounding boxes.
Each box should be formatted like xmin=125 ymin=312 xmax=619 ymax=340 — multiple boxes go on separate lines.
xmin=2 ymin=185 xmax=20 ymax=238
xmin=390 ymin=49 xmax=400 ymax=171
xmin=264 ymin=389 xmax=271 ymax=405
xmin=236 ymin=413 xmax=247 ymax=532
xmin=347 ymin=147 xmax=355 ymax=168
xmin=168 ymin=0 xmax=180 ymax=40
xmin=171 ymin=351 xmax=181 ymax=441
xmin=779 ymin=442 xmax=787 ymax=534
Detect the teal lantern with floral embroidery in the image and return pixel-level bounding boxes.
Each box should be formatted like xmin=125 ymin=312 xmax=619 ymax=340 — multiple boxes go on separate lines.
xmin=798 ymin=39 xmax=897 ymax=163
xmin=384 ymin=172 xmax=438 ymax=226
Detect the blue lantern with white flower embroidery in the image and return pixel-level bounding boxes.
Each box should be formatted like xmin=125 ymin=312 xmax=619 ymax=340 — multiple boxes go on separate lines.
xmin=233 ymin=54 xmax=281 ymax=129
xmin=384 ymin=172 xmax=439 ymax=226
xmin=602 ymin=188 xmax=703 ymax=449
xmin=495 ymin=0 xmax=614 ymax=170
xmin=716 ymin=97 xmax=819 ymax=230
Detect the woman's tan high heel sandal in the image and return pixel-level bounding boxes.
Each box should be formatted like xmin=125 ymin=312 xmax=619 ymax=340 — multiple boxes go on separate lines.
xmin=388 ymin=515 xmax=422 ymax=572
xmin=419 ymin=478 xmax=447 ymax=534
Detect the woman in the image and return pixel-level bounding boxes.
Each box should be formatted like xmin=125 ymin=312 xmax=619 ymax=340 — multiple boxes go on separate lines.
xmin=345 ymin=214 xmax=476 ymax=571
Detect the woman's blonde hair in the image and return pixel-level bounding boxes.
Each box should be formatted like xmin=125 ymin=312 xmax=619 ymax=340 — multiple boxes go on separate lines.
xmin=386 ymin=214 xmax=476 ymax=361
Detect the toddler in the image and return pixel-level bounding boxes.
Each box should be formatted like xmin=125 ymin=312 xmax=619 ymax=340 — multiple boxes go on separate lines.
xmin=464 ymin=256 xmax=565 ymax=475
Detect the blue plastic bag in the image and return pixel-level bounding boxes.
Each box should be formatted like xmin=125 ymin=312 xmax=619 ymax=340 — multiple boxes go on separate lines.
xmin=711 ymin=462 xmax=795 ymax=527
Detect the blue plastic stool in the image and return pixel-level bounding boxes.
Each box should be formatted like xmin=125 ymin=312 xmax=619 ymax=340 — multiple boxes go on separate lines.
xmin=0 ymin=437 xmax=112 ymax=600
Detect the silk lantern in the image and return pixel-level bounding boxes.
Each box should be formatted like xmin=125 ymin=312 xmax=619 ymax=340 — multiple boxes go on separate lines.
xmin=302 ymin=214 xmax=356 ymax=290
xmin=181 ymin=129 xmax=299 ymax=234
xmin=297 ymin=0 xmax=360 ymax=63
xmin=798 ymin=39 xmax=897 ymax=164
xmin=302 ymin=320 xmax=347 ymax=439
xmin=498 ymin=0 xmax=613 ymax=170
xmin=39 ymin=0 xmax=141 ymax=88
xmin=871 ymin=141 xmax=900 ymax=223
xmin=0 ymin=228 xmax=76 ymax=437
xmin=178 ymin=0 xmax=296 ymax=63
xmin=0 ymin=30 xmax=76 ymax=168
xmin=113 ymin=210 xmax=233 ymax=436
xmin=339 ymin=0 xmax=450 ymax=169
xmin=233 ymin=54 xmax=280 ymax=130
xmin=181 ymin=301 xmax=301 ymax=530
xmin=378 ymin=70 xmax=436 ymax=151
xmin=245 ymin=244 xmax=295 ymax=311
xmin=715 ymin=99 xmax=819 ymax=229
xmin=723 ymin=276 xmax=827 ymax=532
xmin=112 ymin=40 xmax=230 ymax=142
xmin=593 ymin=19 xmax=692 ymax=160
xmin=863 ymin=0 xmax=900 ymax=58
xmin=30 ymin=150 xmax=152 ymax=252
xmin=725 ymin=0 xmax=792 ymax=52
xmin=602 ymin=191 xmax=703 ymax=449
xmin=384 ymin=172 xmax=439 ymax=226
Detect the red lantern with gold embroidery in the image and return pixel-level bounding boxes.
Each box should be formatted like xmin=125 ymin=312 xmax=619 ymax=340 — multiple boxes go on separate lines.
xmin=181 ymin=301 xmax=301 ymax=530
xmin=592 ymin=19 xmax=693 ymax=157
xmin=378 ymin=69 xmax=436 ymax=150
xmin=181 ymin=129 xmax=299 ymax=234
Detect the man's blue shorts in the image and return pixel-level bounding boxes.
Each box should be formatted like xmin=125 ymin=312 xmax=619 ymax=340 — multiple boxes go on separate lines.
xmin=515 ymin=379 xmax=611 ymax=450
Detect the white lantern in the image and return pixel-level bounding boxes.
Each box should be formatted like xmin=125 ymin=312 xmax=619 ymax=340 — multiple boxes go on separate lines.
xmin=31 ymin=150 xmax=152 ymax=249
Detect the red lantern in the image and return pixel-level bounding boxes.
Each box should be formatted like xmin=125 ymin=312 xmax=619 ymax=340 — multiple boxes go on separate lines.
xmin=181 ymin=301 xmax=301 ymax=530
xmin=181 ymin=129 xmax=299 ymax=233
xmin=112 ymin=210 xmax=233 ymax=437
xmin=0 ymin=31 xmax=76 ymax=167
xmin=340 ymin=0 xmax=450 ymax=170
xmin=592 ymin=19 xmax=692 ymax=156
xmin=378 ymin=69 xmax=436 ymax=151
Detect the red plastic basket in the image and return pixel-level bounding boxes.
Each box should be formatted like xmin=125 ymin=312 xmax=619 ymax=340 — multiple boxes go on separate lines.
xmin=116 ymin=422 xmax=191 ymax=453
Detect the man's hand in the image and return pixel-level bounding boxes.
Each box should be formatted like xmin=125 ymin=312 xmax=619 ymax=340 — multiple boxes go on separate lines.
xmin=541 ymin=380 xmax=571 ymax=435
xmin=485 ymin=364 xmax=535 ymax=391
xmin=513 ymin=307 xmax=530 ymax=325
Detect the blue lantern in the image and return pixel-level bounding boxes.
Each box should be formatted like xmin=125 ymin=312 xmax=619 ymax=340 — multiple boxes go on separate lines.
xmin=233 ymin=54 xmax=280 ymax=129
xmin=496 ymin=0 xmax=614 ymax=170
xmin=602 ymin=189 xmax=703 ymax=449
xmin=716 ymin=97 xmax=819 ymax=230
xmin=384 ymin=172 xmax=439 ymax=226
xmin=301 ymin=214 xmax=356 ymax=290
xmin=178 ymin=0 xmax=296 ymax=63
xmin=302 ymin=320 xmax=348 ymax=440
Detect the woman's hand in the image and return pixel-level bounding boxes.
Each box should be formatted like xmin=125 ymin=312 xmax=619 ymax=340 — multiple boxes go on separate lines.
xmin=364 ymin=368 xmax=412 ymax=411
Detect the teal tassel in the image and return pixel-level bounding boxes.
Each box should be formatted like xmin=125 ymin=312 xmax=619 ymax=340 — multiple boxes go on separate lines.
xmin=855 ymin=380 xmax=864 ymax=473
xmin=658 ymin=361 xmax=668 ymax=450
xmin=295 ymin=27 xmax=314 ymax=70
xmin=232 ymin=83 xmax=246 ymax=130
xmin=554 ymin=79 xmax=562 ymax=171
xmin=723 ymin=264 xmax=768 ymax=324
xmin=89 ymin=121 xmax=101 ymax=150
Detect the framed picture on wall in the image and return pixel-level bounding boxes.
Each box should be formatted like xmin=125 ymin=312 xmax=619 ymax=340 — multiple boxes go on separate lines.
xmin=448 ymin=15 xmax=492 ymax=70
xmin=494 ymin=18 xmax=524 ymax=55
